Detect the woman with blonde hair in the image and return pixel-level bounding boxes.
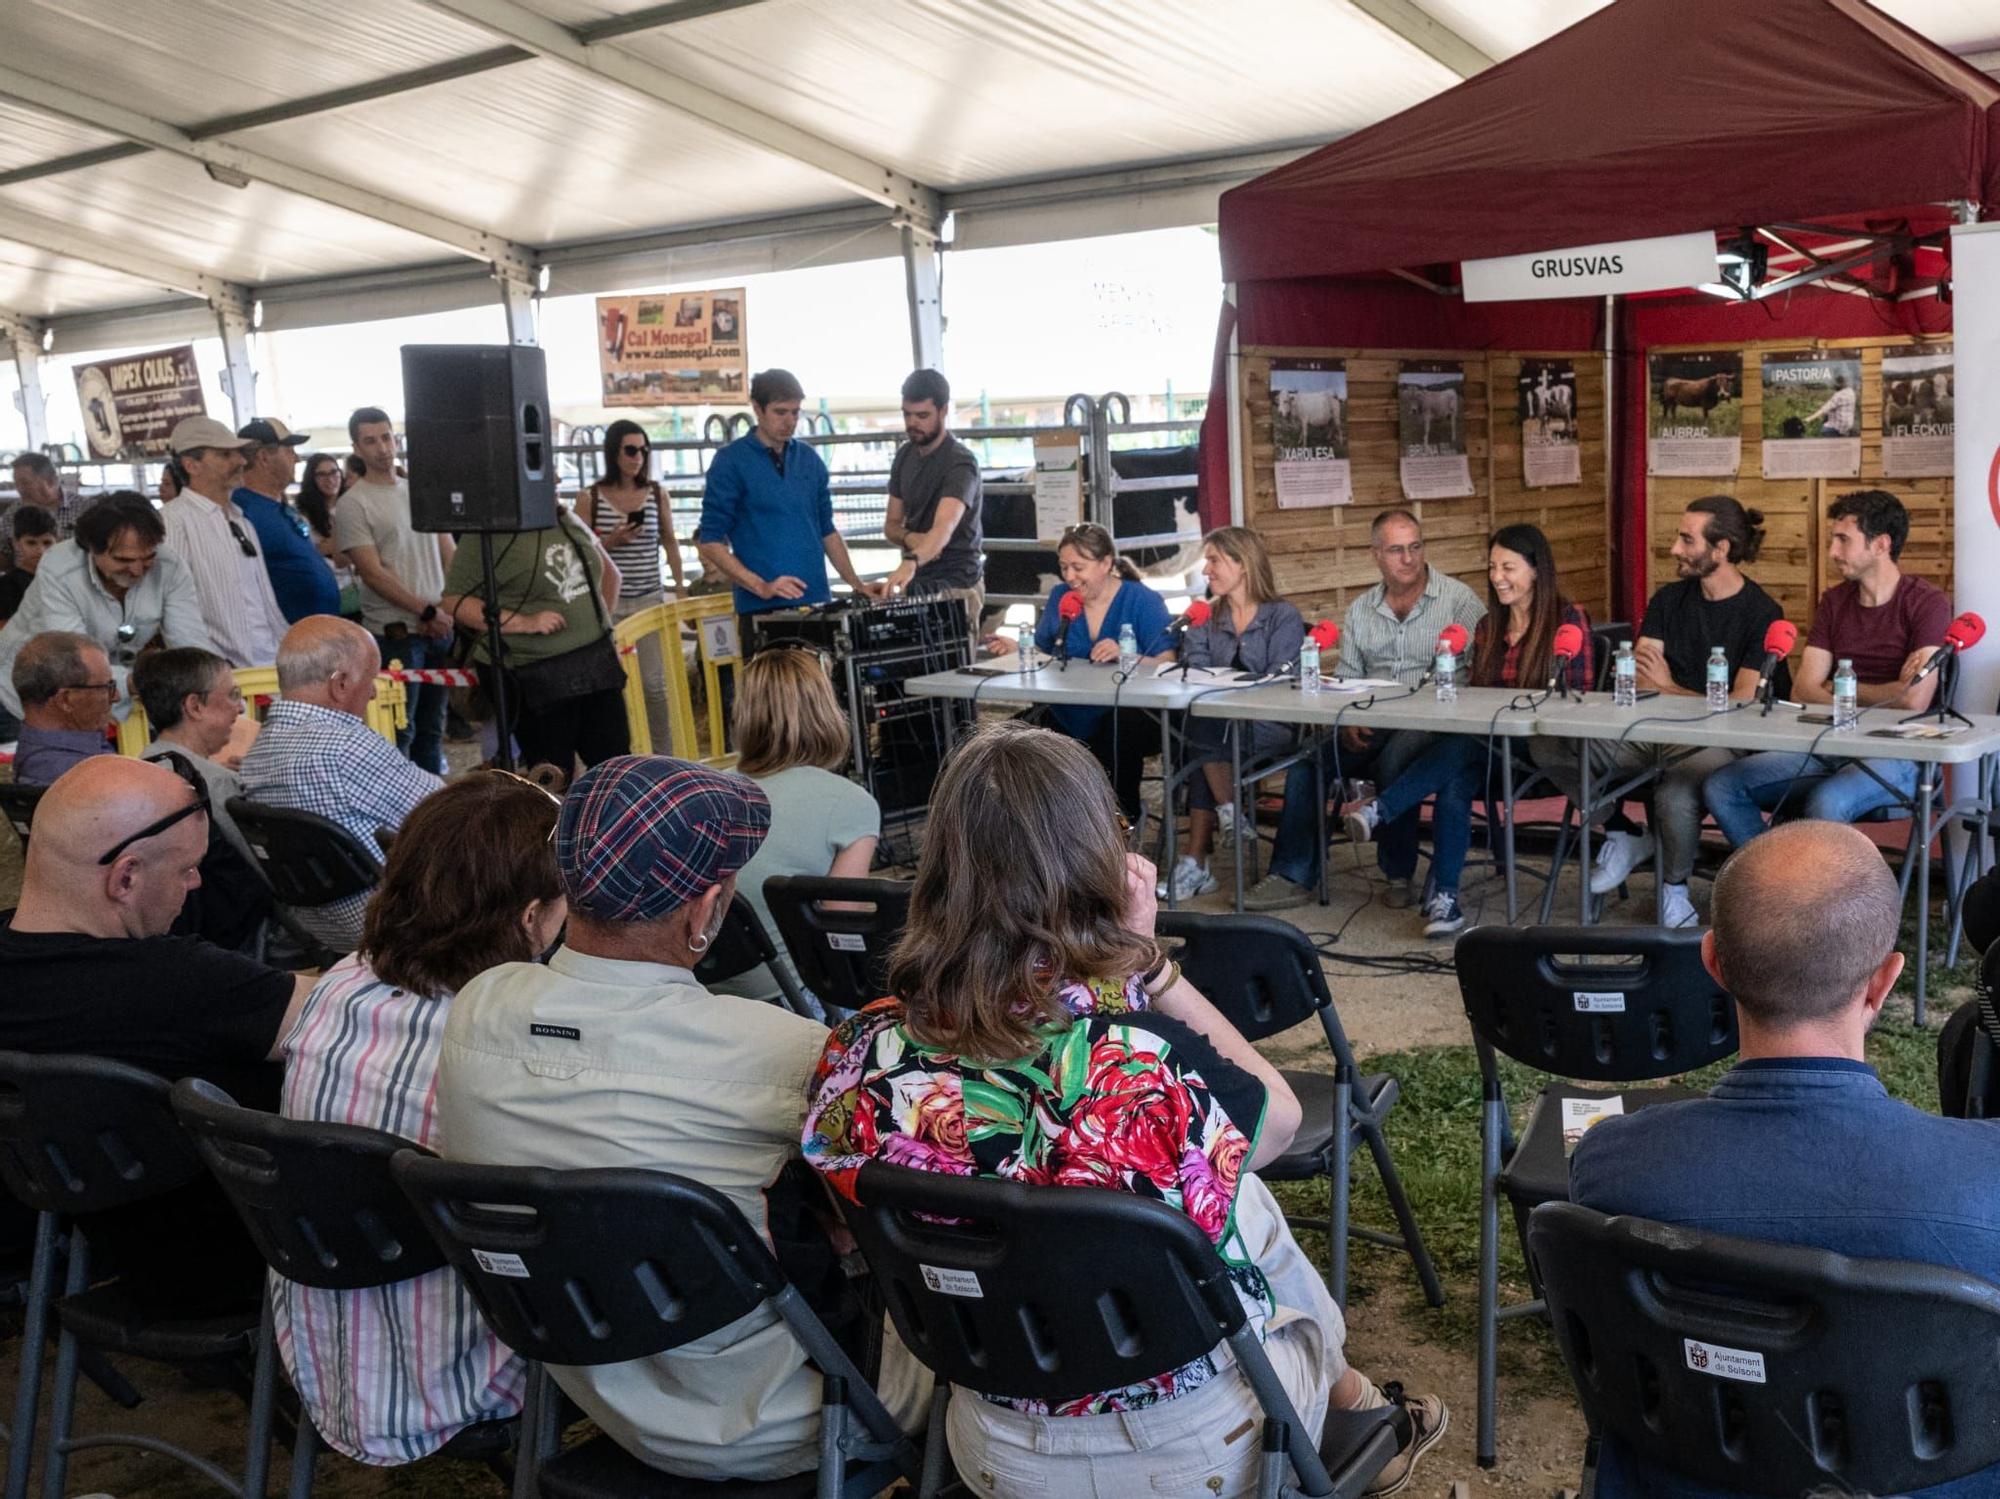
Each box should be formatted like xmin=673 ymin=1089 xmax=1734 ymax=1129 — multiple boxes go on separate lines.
xmin=803 ymin=722 xmax=1444 ymax=1496
xmin=712 ymin=644 xmax=880 ymax=1008
xmin=1166 ymin=525 xmax=1305 ymax=900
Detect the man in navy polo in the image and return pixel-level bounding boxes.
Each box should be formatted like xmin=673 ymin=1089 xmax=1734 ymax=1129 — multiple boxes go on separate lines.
xmin=1571 ymin=819 xmax=2000 ymax=1499
xmin=233 ymin=417 xmax=339 ymax=623
xmin=695 ymin=369 xmax=882 ymax=621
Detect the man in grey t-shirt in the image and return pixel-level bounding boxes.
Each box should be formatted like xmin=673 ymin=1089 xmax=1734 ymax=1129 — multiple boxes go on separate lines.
xmin=884 ymin=369 xmax=984 ymax=645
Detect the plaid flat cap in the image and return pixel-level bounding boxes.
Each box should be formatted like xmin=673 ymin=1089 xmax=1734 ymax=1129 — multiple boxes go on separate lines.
xmin=556 ymin=755 xmax=771 ymax=923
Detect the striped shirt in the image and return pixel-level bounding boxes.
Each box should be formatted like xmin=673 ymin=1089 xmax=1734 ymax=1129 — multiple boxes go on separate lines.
xmin=275 ymin=954 xmax=526 ymax=1463
xmin=161 ymin=490 xmax=291 ymax=667
xmin=1335 ymin=566 xmax=1488 ymax=687
xmin=582 ymin=483 xmax=667 ymax=600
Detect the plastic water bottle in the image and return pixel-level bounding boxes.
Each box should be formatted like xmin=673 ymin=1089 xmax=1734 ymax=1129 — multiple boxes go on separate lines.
xmin=1434 ymin=648 xmax=1458 ymax=704
xmin=1705 ymin=647 xmax=1729 ymax=710
xmin=1833 ymin=658 xmax=1859 ymax=730
xmin=1299 ymin=638 xmax=1322 ymax=694
xmin=1117 ymin=622 xmax=1138 ymax=677
xmin=1613 ymin=642 xmax=1637 ymax=708
xmin=1016 ymin=623 xmax=1036 ymax=669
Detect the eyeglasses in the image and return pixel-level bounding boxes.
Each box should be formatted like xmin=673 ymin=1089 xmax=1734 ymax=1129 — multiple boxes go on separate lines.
xmin=226 ymin=520 xmax=257 ymax=559
xmin=487 ymin=767 xmax=563 ymax=807
xmin=62 ymin=680 xmax=118 ymax=698
xmin=115 ymin=621 xmax=138 ymax=643
xmin=1375 ymin=542 xmax=1426 ymax=559
xmin=620 ymin=444 xmax=647 ymax=457
xmin=97 ymin=757 xmax=209 ymax=866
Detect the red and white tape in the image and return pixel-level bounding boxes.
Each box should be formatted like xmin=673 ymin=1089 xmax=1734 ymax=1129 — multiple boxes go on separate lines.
xmin=385 ymin=667 xmax=481 ymax=687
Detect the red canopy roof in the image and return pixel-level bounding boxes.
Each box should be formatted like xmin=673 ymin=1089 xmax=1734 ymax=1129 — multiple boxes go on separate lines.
xmin=1219 ymin=0 xmax=1999 ymax=285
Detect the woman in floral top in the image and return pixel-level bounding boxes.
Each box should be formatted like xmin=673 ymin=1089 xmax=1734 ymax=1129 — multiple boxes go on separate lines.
xmin=804 ymin=722 xmax=1444 ymax=1497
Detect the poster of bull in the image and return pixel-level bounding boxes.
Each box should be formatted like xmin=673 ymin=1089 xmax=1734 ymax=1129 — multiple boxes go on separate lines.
xmin=1880 ymin=344 xmax=1953 ymax=478
xmin=1269 ymin=358 xmax=1350 ymax=509
xmin=1759 ymin=350 xmax=1862 ymax=480
xmin=595 ymin=287 xmax=748 ymax=407
xmin=1397 ymin=360 xmax=1473 ymax=500
xmin=1518 ymin=360 xmax=1580 ymax=489
xmin=71 ymin=344 xmax=206 ymax=460
xmin=1647 ymin=351 xmax=1742 ymax=477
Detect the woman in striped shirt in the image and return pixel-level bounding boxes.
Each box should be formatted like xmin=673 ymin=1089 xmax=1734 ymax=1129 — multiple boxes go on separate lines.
xmin=276 ymin=771 xmax=567 ymax=1464
xmin=583 ymin=420 xmax=686 ymax=749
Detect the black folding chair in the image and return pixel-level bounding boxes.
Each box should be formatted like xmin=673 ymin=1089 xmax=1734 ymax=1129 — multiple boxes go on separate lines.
xmin=0 ymin=1052 xmax=277 ymax=1499
xmin=845 ymin=1160 xmax=1402 ymax=1499
xmin=391 ymin=1154 xmax=920 ymax=1499
xmin=1529 ymin=1202 xmax=2000 ymax=1496
xmin=169 ymin=1079 xmax=529 ymax=1499
xmin=693 ymin=895 xmax=817 ymax=1018
xmin=226 ymin=796 xmax=382 ymax=956
xmin=1452 ymin=924 xmax=1737 ymax=1468
xmin=1159 ymin=911 xmax=1441 ymax=1310
xmin=762 ymin=875 xmax=911 ymax=1014
xmin=0 ymin=782 xmax=42 ymax=855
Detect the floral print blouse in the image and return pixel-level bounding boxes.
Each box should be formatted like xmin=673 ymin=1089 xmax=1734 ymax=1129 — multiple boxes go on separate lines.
xmin=802 ymin=974 xmax=1272 ymax=1416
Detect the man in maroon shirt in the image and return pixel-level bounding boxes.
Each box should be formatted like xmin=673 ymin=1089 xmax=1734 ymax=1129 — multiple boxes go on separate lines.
xmin=1703 ymin=489 xmax=1949 ymax=847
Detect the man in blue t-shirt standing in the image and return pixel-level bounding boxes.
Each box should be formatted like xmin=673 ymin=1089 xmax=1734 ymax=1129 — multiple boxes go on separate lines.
xmin=233 ymin=418 xmax=339 ymax=623
xmin=695 ymin=369 xmax=883 ymax=621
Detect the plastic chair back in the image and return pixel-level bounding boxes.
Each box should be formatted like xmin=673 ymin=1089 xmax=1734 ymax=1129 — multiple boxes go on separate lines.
xmin=226 ymin=795 xmax=381 ymax=907
xmin=1158 ymin=910 xmax=1328 ymax=1043
xmin=1455 ymin=925 xmax=1735 ymax=1085
xmin=762 ymin=875 xmax=911 ymax=1011
xmin=1529 ymin=1202 xmax=2000 ymax=1495
xmin=691 ymin=895 xmax=776 ymax=988
xmin=170 ymin=1078 xmax=446 ymax=1292
xmin=391 ymin=1156 xmax=786 ymax=1367
xmin=0 ymin=782 xmax=43 ymax=853
xmin=0 ymin=1051 xmax=204 ymax=1215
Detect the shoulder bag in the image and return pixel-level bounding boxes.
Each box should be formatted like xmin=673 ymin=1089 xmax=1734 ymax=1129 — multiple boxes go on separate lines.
xmin=508 ymin=520 xmax=627 ymax=712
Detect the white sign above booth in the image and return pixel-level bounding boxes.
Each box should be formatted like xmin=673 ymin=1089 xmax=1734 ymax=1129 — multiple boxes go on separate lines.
xmin=1461 ymin=230 xmax=1721 ymax=303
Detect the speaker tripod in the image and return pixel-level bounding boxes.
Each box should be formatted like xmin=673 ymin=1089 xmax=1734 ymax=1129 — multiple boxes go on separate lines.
xmin=478 ymin=532 xmax=516 ymax=772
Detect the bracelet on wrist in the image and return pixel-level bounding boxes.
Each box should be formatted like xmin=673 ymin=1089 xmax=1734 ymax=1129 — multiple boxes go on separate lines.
xmin=1142 ymin=957 xmax=1180 ymax=998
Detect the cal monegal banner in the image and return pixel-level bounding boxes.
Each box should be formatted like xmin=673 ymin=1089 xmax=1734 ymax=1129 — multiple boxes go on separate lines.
xmin=1882 ymin=343 xmax=1953 ymax=478
xmin=72 ymin=344 xmax=205 ymax=459
xmin=596 ymin=288 xmax=747 ymax=407
xmin=1647 ymin=351 xmax=1742 ymax=477
xmin=1269 ymin=358 xmax=1350 ymax=509
xmin=1952 ymin=223 xmax=2000 ymax=725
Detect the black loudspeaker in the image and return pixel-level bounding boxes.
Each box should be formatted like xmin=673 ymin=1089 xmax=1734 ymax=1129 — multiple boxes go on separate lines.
xmin=401 ymin=344 xmax=558 ymax=533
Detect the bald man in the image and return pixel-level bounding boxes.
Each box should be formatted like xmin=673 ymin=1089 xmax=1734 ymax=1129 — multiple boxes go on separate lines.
xmin=239 ymin=616 xmax=443 ymax=953
xmin=1570 ymin=821 xmax=2000 ymax=1499
xmin=1 ymin=756 xmax=309 ymax=1311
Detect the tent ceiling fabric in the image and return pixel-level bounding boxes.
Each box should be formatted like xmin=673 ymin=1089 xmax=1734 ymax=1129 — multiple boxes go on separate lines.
xmin=0 ymin=0 xmax=1995 ymax=343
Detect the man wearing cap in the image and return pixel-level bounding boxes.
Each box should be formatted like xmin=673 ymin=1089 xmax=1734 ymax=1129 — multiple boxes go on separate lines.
xmin=233 ymin=418 xmax=339 ymax=623
xmin=161 ymin=416 xmax=292 ymax=668
xmin=434 ymin=755 xmax=928 ymax=1482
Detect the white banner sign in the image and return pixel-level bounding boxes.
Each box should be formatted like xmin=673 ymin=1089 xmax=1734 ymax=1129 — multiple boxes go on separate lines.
xmin=1952 ymin=223 xmax=2000 ymax=721
xmin=1462 ymin=230 xmax=1720 ymax=304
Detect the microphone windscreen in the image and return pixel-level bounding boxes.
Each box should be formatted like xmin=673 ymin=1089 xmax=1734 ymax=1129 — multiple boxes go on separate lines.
xmin=1058 ymin=589 xmax=1085 ymax=621
xmin=1438 ymin=623 xmax=1470 ymax=655
xmin=1552 ymin=622 xmax=1585 ymax=659
xmin=1947 ymin=612 xmax=1987 ymax=651
xmin=1185 ymin=599 xmax=1212 ymax=627
xmin=1309 ymin=620 xmax=1340 ymax=651
xmin=1762 ymin=619 xmax=1798 ymax=656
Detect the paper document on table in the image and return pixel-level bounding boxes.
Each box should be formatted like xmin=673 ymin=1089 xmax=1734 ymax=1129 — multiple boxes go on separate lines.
xmin=1866 ymin=723 xmax=1966 ymax=740
xmin=1323 ymin=677 xmax=1402 ymax=691
xmin=1153 ymin=664 xmax=1246 ymax=681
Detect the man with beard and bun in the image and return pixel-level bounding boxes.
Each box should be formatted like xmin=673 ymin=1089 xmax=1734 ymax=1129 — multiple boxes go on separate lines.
xmin=882 ymin=368 xmax=984 ymax=649
xmin=1532 ymin=496 xmax=1783 ymax=928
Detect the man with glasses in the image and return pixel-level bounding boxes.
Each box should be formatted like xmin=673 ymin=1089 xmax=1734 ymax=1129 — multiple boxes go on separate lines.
xmin=8 ymin=630 xmax=117 ymax=785
xmin=232 ymin=417 xmax=339 ymax=623
xmin=1246 ymin=508 xmax=1486 ymax=911
xmin=161 ymin=416 xmax=291 ymax=669
xmin=0 ymin=491 xmax=211 ymax=721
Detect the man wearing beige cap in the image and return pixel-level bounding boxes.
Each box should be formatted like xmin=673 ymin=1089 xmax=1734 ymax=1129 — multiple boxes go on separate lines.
xmin=161 ymin=416 xmax=291 ymax=668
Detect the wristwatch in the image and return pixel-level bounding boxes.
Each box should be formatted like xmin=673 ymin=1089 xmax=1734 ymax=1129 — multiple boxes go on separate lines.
xmin=419 ymin=604 xmax=439 ymax=624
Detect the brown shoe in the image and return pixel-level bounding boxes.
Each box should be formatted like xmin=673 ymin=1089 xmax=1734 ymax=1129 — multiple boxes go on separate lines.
xmin=1242 ymin=873 xmax=1311 ymax=912
xmin=1380 ymin=875 xmax=1419 ymax=909
xmin=1363 ymin=1384 xmax=1448 ymax=1497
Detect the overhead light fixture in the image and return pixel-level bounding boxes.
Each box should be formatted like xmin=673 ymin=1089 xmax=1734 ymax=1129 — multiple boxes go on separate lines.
xmin=536 ymin=264 xmax=551 ymax=294
xmin=1713 ymin=229 xmax=1767 ymax=300
xmin=252 ymin=298 xmax=264 ymax=329
xmin=204 ymin=162 xmax=252 ymax=190
xmin=40 ymin=326 xmax=53 ymax=351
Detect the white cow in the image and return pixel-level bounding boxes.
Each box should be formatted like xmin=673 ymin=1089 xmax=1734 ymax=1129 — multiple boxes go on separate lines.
xmin=1409 ymin=385 xmax=1459 ymax=447
xmin=1276 ymin=386 xmax=1346 ymax=448
xmin=1543 ymin=381 xmax=1574 ymax=437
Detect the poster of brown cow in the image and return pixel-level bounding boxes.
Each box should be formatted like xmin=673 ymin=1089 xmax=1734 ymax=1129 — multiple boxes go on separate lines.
xmin=1647 ymin=350 xmax=1743 ymax=477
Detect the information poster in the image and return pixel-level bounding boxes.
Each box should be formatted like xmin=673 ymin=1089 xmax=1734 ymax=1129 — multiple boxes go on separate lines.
xmin=595 ymin=287 xmax=747 ymax=406
xmin=1647 ymin=351 xmax=1742 ymax=477
xmin=72 ymin=344 xmax=205 ymax=459
xmin=1518 ymin=359 xmax=1581 ymax=488
xmin=1269 ymin=358 xmax=1350 ymax=508
xmin=1032 ymin=433 xmax=1083 ymax=540
xmin=1881 ymin=344 xmax=1953 ymax=478
xmin=1397 ymin=361 xmax=1473 ymax=500
xmin=1760 ymin=350 xmax=1861 ymax=478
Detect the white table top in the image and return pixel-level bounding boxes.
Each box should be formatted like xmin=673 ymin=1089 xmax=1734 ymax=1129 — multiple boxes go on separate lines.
xmin=1531 ymin=693 xmax=2000 ymax=765
xmin=905 ymin=658 xmax=1207 ymax=711
xmin=1183 ymin=681 xmax=1545 ymax=737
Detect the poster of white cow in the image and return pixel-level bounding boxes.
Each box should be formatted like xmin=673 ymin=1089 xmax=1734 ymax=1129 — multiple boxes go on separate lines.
xmin=1270 ymin=358 xmax=1351 ymax=509
xmin=1518 ymin=359 xmax=1581 ymax=488
xmin=1397 ymin=361 xmax=1473 ymax=500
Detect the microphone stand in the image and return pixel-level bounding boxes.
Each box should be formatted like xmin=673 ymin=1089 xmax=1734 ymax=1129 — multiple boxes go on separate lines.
xmin=1901 ymin=651 xmax=1974 ymax=727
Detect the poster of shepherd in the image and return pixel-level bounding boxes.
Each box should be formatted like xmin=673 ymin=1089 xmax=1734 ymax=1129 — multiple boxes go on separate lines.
xmin=596 ymin=287 xmax=748 ymax=406
xmin=1518 ymin=360 xmax=1580 ymax=489
xmin=1759 ymin=350 xmax=1862 ymax=479
xmin=1270 ymin=359 xmax=1350 ymax=509
xmin=1881 ymin=344 xmax=1953 ymax=478
xmin=72 ymin=344 xmax=206 ymax=460
xmin=1397 ymin=361 xmax=1472 ymax=500
xmin=1647 ymin=351 xmax=1742 ymax=477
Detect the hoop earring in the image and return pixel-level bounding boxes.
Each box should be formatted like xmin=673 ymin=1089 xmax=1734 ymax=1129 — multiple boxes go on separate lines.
xmin=688 ymin=931 xmax=711 ymax=955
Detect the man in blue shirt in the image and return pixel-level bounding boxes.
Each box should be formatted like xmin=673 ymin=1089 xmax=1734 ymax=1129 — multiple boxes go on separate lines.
xmin=695 ymin=369 xmax=882 ymax=620
xmin=1571 ymin=819 xmax=2000 ymax=1499
xmin=233 ymin=418 xmax=339 ymax=622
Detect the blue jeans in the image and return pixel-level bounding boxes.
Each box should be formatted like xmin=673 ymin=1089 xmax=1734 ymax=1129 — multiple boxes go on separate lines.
xmin=1269 ymin=729 xmax=1439 ymax=888
xmin=1703 ymin=751 xmax=1918 ymax=847
xmin=376 ymin=629 xmax=451 ymax=775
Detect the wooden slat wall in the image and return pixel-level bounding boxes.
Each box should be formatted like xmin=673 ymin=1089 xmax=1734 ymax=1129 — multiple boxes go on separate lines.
xmin=1239 ymin=346 xmax=1609 ymax=625
xmin=1645 ymin=336 xmax=1955 ymax=651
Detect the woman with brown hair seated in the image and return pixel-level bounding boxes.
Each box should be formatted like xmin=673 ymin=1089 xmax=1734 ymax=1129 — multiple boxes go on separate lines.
xmin=802 ymin=722 xmax=1444 ymax=1497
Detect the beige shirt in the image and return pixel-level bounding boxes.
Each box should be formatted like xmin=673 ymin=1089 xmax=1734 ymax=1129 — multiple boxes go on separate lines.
xmin=329 ymin=477 xmax=444 ymax=632
xmin=434 ymin=946 xmax=917 ymax=1479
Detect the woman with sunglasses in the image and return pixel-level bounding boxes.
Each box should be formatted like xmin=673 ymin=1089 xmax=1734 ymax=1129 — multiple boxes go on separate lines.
xmin=583 ymin=420 xmax=686 ymax=750
xmin=297 ymin=451 xmax=361 ymax=619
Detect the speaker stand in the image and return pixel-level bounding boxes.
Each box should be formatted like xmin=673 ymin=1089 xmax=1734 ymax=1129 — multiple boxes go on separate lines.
xmin=478 ymin=531 xmax=516 ymax=772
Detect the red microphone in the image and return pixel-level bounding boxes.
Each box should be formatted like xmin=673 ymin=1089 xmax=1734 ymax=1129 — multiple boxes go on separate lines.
xmin=1185 ymin=598 xmax=1212 ymax=628
xmin=1910 ymin=611 xmax=1985 ymax=688
xmin=1058 ymin=589 xmax=1085 ymax=622
xmin=1053 ymin=587 xmax=1085 ymax=667
xmin=1437 ymin=622 xmax=1470 ymax=657
xmin=1308 ymin=619 xmax=1340 ymax=652
xmin=1550 ymin=621 xmax=1585 ymax=694
xmin=1754 ymin=618 xmax=1797 ymax=713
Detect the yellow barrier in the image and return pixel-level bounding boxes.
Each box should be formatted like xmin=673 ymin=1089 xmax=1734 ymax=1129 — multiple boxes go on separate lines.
xmin=115 ymin=664 xmax=408 ymax=755
xmin=612 ymin=594 xmax=740 ymax=765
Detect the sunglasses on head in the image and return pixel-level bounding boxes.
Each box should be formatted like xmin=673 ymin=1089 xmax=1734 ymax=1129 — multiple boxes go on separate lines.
xmin=98 ymin=753 xmax=209 ymax=866
xmin=226 ymin=520 xmax=257 ymax=559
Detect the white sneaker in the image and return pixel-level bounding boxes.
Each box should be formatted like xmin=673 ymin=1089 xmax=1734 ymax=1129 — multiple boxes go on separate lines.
xmin=1169 ymin=855 xmax=1217 ymax=901
xmin=1588 ymin=830 xmax=1654 ymax=895
xmin=1660 ymin=882 xmax=1699 ymax=928
xmin=1215 ymin=802 xmax=1237 ymax=837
